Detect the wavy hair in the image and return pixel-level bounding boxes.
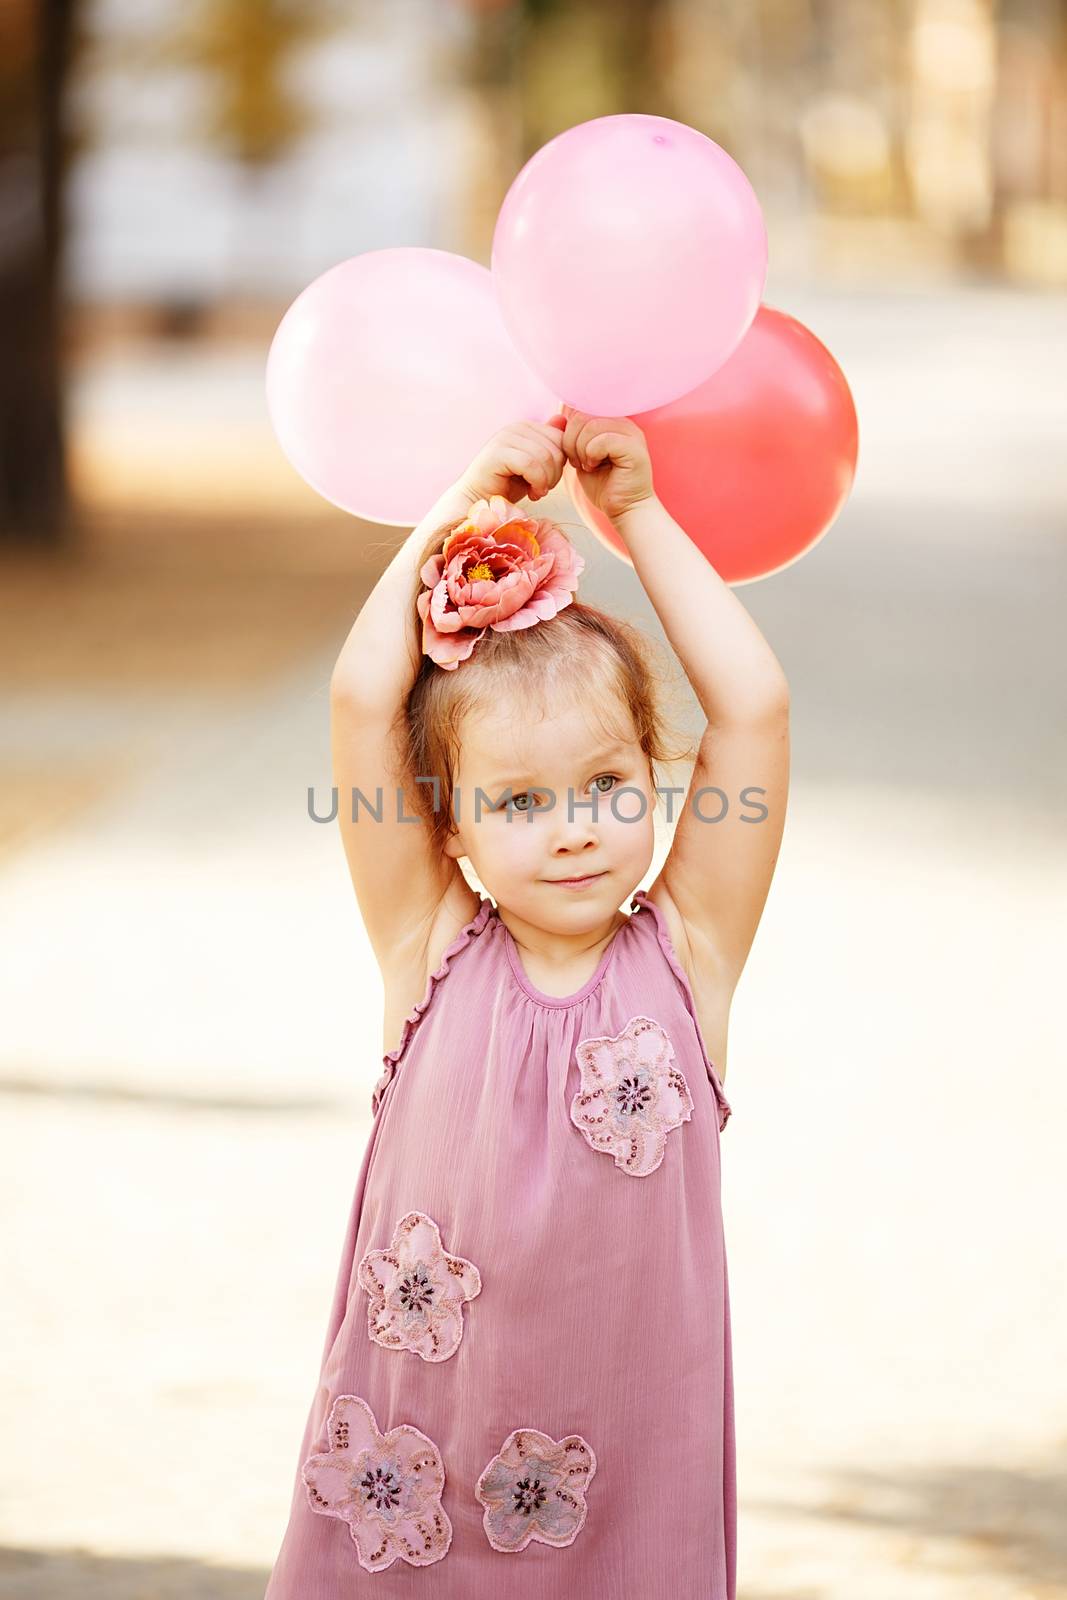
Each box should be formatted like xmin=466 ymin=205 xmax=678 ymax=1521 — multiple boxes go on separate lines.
xmin=387 ymin=509 xmax=697 ymax=864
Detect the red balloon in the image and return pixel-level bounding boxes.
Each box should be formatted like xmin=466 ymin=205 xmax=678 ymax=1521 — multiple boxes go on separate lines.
xmin=566 ymin=305 xmax=858 ymax=584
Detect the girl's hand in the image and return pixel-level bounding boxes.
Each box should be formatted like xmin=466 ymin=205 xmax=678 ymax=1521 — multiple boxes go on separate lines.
xmin=458 ymin=415 xmax=569 ymax=507
xmin=560 ymin=405 xmax=656 ymax=523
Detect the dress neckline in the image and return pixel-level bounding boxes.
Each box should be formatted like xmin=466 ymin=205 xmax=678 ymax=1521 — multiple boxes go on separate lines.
xmin=498 ymin=902 xmax=636 ymax=1008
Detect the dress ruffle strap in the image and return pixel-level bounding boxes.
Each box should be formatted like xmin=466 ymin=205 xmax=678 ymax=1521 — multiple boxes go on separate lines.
xmin=371 ymin=897 xmax=496 ymax=1115
xmin=629 ymin=890 xmax=733 ymax=1132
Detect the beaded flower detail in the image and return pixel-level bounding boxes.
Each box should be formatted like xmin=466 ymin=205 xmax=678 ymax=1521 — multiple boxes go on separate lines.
xmin=570 ymin=1014 xmax=694 ymax=1176
xmin=356 ymin=1210 xmax=482 ymax=1362
xmin=474 ymin=1427 xmax=597 ymax=1553
xmin=301 ymin=1394 xmax=452 ymax=1572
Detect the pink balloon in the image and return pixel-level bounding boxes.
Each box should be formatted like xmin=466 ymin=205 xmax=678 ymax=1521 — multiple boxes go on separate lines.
xmin=492 ymin=114 xmax=767 ymax=416
xmin=566 ymin=306 xmax=858 ymax=585
xmin=265 ymin=248 xmax=560 ymax=525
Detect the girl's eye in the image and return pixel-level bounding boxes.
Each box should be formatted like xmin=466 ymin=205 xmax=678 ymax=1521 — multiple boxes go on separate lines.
xmin=498 ymin=790 xmax=542 ymax=813
xmin=498 ymin=775 xmax=620 ymax=813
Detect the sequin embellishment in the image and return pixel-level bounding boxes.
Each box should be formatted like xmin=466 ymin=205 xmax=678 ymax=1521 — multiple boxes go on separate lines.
xmin=570 ymin=1014 xmax=694 ymax=1176
xmin=357 ymin=1210 xmax=482 ymax=1362
xmin=475 ymin=1427 xmax=597 ymax=1552
xmin=301 ymin=1394 xmax=452 ymax=1572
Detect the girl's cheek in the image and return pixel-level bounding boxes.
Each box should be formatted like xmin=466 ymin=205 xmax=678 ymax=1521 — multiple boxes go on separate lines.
xmin=608 ymin=788 xmax=650 ymax=828
xmin=494 ymin=817 xmax=541 ymax=856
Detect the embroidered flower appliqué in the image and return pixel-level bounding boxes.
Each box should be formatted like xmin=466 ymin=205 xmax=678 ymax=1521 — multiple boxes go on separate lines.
xmin=570 ymin=1014 xmax=694 ymax=1176
xmin=357 ymin=1210 xmax=482 ymax=1362
xmin=302 ymin=1394 xmax=452 ymax=1572
xmin=475 ymin=1427 xmax=597 ymax=1552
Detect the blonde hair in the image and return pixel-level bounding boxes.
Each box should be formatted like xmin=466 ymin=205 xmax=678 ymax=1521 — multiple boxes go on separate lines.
xmin=389 ymin=511 xmax=697 ymax=862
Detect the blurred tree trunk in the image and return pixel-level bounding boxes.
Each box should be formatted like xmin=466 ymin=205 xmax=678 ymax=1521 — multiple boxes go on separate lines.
xmin=452 ymin=3 xmax=523 ymax=261
xmin=517 ymin=0 xmax=675 ymax=157
xmin=0 ymin=0 xmax=75 ymax=549
xmin=454 ymin=0 xmax=675 ymax=261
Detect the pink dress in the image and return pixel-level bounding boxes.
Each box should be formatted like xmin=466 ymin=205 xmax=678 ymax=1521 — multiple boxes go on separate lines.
xmin=264 ymin=888 xmax=735 ymax=1598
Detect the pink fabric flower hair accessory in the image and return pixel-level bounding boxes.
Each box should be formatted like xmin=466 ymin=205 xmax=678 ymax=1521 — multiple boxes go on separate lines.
xmin=417 ymin=495 xmax=585 ymax=670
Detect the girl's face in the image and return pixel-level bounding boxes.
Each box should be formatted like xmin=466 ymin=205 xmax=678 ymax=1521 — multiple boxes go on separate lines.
xmin=444 ymin=698 xmax=656 ymax=924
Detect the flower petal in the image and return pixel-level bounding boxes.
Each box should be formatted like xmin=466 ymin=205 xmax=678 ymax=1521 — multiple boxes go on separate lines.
xmin=302 ymin=1451 xmax=363 ymax=1522
xmin=475 ymin=1426 xmax=597 ymax=1553
xmin=417 ymin=498 xmax=584 ymax=669
xmin=571 ymin=1015 xmax=693 ymax=1177
xmin=326 ymin=1393 xmax=378 ymax=1456
xmin=387 ymin=1423 xmax=448 ymax=1495
xmin=358 ymin=1210 xmax=482 ymax=1362
xmin=386 ymin=1510 xmax=453 ymax=1568
xmin=302 ymin=1396 xmax=453 ymax=1572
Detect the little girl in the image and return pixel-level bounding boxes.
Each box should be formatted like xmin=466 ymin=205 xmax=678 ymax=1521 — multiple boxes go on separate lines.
xmin=264 ymin=407 xmax=790 ymax=1598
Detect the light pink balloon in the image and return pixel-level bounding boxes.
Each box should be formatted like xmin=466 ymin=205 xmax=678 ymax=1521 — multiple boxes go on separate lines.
xmin=265 ymin=248 xmax=560 ymax=526
xmin=492 ymin=114 xmax=768 ymax=417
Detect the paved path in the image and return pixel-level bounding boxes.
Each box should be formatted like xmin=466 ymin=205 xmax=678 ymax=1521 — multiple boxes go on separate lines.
xmin=2 ymin=286 xmax=1065 ymax=1598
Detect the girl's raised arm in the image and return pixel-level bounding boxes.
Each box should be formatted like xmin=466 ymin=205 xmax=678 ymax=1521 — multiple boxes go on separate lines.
xmin=329 ymin=478 xmax=478 ymax=977
xmin=329 ymin=420 xmax=567 ymax=976
xmin=560 ymin=406 xmax=791 ymax=1005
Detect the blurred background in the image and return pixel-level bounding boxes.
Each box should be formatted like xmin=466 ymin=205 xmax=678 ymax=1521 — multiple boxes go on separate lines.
xmin=2 ymin=1 xmax=1065 ymax=1596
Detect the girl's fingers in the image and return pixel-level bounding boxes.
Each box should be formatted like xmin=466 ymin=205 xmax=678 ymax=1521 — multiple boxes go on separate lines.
xmin=513 ymin=451 xmax=550 ymax=497
xmin=535 ymin=442 xmax=567 ymax=486
xmin=527 ymin=464 xmax=550 ymax=500
xmin=570 ymin=412 xmax=620 ymax=472
xmin=497 ymin=425 xmax=567 ymax=499
xmin=522 ymin=420 xmax=566 ymax=448
xmin=528 ymin=432 xmax=568 ymax=492
xmin=561 ymin=412 xmax=586 ymax=469
xmin=575 ymin=418 xmax=633 ymax=472
xmin=574 ymin=420 xmax=609 ymax=473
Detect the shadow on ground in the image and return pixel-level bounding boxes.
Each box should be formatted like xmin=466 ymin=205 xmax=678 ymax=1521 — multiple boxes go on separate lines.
xmin=6 ymin=1443 xmax=1066 ymax=1600
xmin=754 ymin=1449 xmax=1067 ymax=1594
xmin=0 ymin=1547 xmax=267 ymax=1599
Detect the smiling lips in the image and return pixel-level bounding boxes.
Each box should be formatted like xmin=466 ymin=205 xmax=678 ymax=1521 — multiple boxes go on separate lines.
xmin=549 ymin=872 xmax=604 ymax=884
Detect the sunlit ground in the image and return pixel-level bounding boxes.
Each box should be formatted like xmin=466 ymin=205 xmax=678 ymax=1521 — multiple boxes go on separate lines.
xmin=1 ymin=284 xmax=1065 ymax=1598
